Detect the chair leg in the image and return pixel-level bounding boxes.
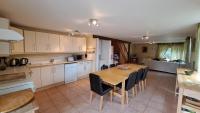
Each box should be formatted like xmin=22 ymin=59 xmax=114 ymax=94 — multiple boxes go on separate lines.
xmin=110 ymin=90 xmax=113 ymax=103
xmin=90 ymin=91 xmax=93 ymax=104
xmin=139 ymin=82 xmax=142 ymax=91
xmin=99 ymin=96 xmax=104 ymax=111
xmin=144 ymin=79 xmax=147 ymax=87
xmin=132 ymin=87 xmax=135 ymax=96
xmin=142 ymin=81 xmax=145 ymax=91
xmin=125 ymin=91 xmax=129 ymax=104
xmin=135 ymin=85 xmax=138 ymax=96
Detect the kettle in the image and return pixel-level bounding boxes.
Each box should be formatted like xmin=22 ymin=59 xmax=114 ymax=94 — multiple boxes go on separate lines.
xmin=10 ymin=58 xmax=20 ymax=67
xmin=19 ymin=58 xmax=29 ymax=66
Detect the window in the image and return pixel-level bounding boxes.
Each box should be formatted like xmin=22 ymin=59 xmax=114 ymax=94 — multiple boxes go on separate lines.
xmin=157 ymin=43 xmax=185 ymax=61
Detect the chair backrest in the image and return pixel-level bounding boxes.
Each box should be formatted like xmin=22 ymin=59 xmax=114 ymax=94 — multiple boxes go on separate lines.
xmin=126 ymin=72 xmax=137 ymax=90
xmin=142 ymin=67 xmax=149 ymax=80
xmin=89 ymin=73 xmax=103 ymax=94
xmin=136 ymin=69 xmax=143 ymax=84
xmin=101 ymin=64 xmax=108 ymax=70
xmin=110 ymin=64 xmax=116 ymax=68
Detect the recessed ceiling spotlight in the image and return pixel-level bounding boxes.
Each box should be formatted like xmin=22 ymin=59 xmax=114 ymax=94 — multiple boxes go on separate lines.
xmin=88 ymin=19 xmax=99 ymax=27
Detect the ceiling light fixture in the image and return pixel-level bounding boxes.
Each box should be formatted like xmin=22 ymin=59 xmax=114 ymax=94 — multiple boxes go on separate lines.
xmin=88 ymin=19 xmax=99 ymax=27
xmin=142 ymin=36 xmax=149 ymax=40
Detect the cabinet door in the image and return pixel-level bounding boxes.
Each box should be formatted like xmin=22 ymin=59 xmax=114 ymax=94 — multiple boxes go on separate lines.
xmin=65 ymin=64 xmax=77 ymax=83
xmin=49 ymin=34 xmax=60 ymax=52
xmin=24 ymin=30 xmax=36 ymax=53
xmin=30 ymin=68 xmax=41 ymax=89
xmin=60 ymin=35 xmax=73 ymax=52
xmin=78 ymin=37 xmax=86 ymax=52
xmin=53 ymin=64 xmax=64 ymax=83
xmin=10 ymin=27 xmax=24 ymax=54
xmin=77 ymin=62 xmax=84 ymax=78
xmin=36 ymin=32 xmax=49 ymax=52
xmin=86 ymin=61 xmax=92 ymax=74
xmin=41 ymin=66 xmax=54 ymax=86
xmin=72 ymin=38 xmax=79 ymax=52
xmin=0 ymin=42 xmax=10 ymax=56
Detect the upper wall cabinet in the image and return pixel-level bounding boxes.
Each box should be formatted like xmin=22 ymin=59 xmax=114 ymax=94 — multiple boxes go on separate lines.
xmin=24 ymin=30 xmax=36 ymax=53
xmin=36 ymin=32 xmax=49 ymax=52
xmin=10 ymin=27 xmax=24 ymax=54
xmin=49 ymin=34 xmax=60 ymax=52
xmin=60 ymin=35 xmax=73 ymax=52
xmin=79 ymin=37 xmax=86 ymax=52
xmin=73 ymin=37 xmax=86 ymax=53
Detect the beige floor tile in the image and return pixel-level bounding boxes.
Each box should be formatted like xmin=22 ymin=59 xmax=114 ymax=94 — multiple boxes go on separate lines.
xmin=34 ymin=71 xmax=177 ymax=113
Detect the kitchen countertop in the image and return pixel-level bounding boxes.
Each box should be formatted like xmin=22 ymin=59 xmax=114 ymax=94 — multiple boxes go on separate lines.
xmin=28 ymin=59 xmax=93 ymax=68
xmin=0 ymin=66 xmax=31 ymax=76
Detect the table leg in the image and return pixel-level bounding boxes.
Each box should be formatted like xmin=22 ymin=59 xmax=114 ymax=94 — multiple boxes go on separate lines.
xmin=121 ymin=80 xmax=125 ymax=106
xmin=177 ymin=88 xmax=183 ymax=113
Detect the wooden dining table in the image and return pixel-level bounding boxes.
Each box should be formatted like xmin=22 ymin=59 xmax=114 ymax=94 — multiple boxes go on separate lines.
xmin=93 ymin=64 xmax=146 ymax=105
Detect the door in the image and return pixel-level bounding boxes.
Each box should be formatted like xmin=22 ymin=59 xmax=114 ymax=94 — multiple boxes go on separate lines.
xmin=24 ymin=30 xmax=36 ymax=53
xmin=53 ymin=64 xmax=64 ymax=83
xmin=10 ymin=27 xmax=24 ymax=54
xmin=30 ymin=68 xmax=42 ymax=89
xmin=60 ymin=35 xmax=73 ymax=52
xmin=41 ymin=66 xmax=54 ymax=86
xmin=36 ymin=32 xmax=49 ymax=52
xmin=49 ymin=34 xmax=60 ymax=52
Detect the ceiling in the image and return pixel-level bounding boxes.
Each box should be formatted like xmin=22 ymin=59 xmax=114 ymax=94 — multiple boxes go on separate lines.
xmin=0 ymin=0 xmax=200 ymax=43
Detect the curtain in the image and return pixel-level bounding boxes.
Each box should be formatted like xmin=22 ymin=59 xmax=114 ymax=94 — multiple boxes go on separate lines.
xmin=195 ymin=24 xmax=200 ymax=71
xmin=157 ymin=43 xmax=185 ymax=61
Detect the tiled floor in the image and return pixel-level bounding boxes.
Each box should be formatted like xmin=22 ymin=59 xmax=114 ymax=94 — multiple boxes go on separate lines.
xmin=34 ymin=71 xmax=178 ymax=113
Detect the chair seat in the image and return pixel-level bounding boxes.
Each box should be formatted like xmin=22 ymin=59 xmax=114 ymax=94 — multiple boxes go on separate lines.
xmin=100 ymin=84 xmax=112 ymax=96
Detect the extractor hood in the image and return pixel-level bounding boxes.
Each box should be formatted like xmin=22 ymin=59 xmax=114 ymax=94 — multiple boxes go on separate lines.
xmin=0 ymin=28 xmax=23 ymax=41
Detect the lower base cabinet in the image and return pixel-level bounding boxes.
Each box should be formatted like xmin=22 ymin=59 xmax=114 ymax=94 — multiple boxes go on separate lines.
xmin=64 ymin=63 xmax=78 ymax=83
xmin=77 ymin=61 xmax=93 ymax=79
xmin=41 ymin=66 xmax=54 ymax=87
xmin=30 ymin=68 xmax=42 ymax=89
xmin=30 ymin=64 xmax=65 ymax=89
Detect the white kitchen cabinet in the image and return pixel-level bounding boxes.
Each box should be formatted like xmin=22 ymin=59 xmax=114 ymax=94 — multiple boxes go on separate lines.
xmin=24 ymin=30 xmax=36 ymax=53
xmin=85 ymin=61 xmax=92 ymax=75
xmin=36 ymin=32 xmax=49 ymax=52
xmin=41 ymin=66 xmax=54 ymax=86
xmin=77 ymin=61 xmax=85 ymax=78
xmin=60 ymin=35 xmax=73 ymax=52
xmin=30 ymin=68 xmax=42 ymax=89
xmin=64 ymin=63 xmax=78 ymax=83
xmin=0 ymin=41 xmax=10 ymax=56
xmin=0 ymin=17 xmax=9 ymax=29
xmin=49 ymin=34 xmax=60 ymax=52
xmin=78 ymin=37 xmax=86 ymax=52
xmin=53 ymin=64 xmax=64 ymax=83
xmin=72 ymin=37 xmax=86 ymax=53
xmin=10 ymin=27 xmax=24 ymax=54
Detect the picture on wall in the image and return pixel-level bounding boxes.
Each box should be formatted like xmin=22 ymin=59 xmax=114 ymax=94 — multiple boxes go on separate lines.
xmin=142 ymin=46 xmax=148 ymax=53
